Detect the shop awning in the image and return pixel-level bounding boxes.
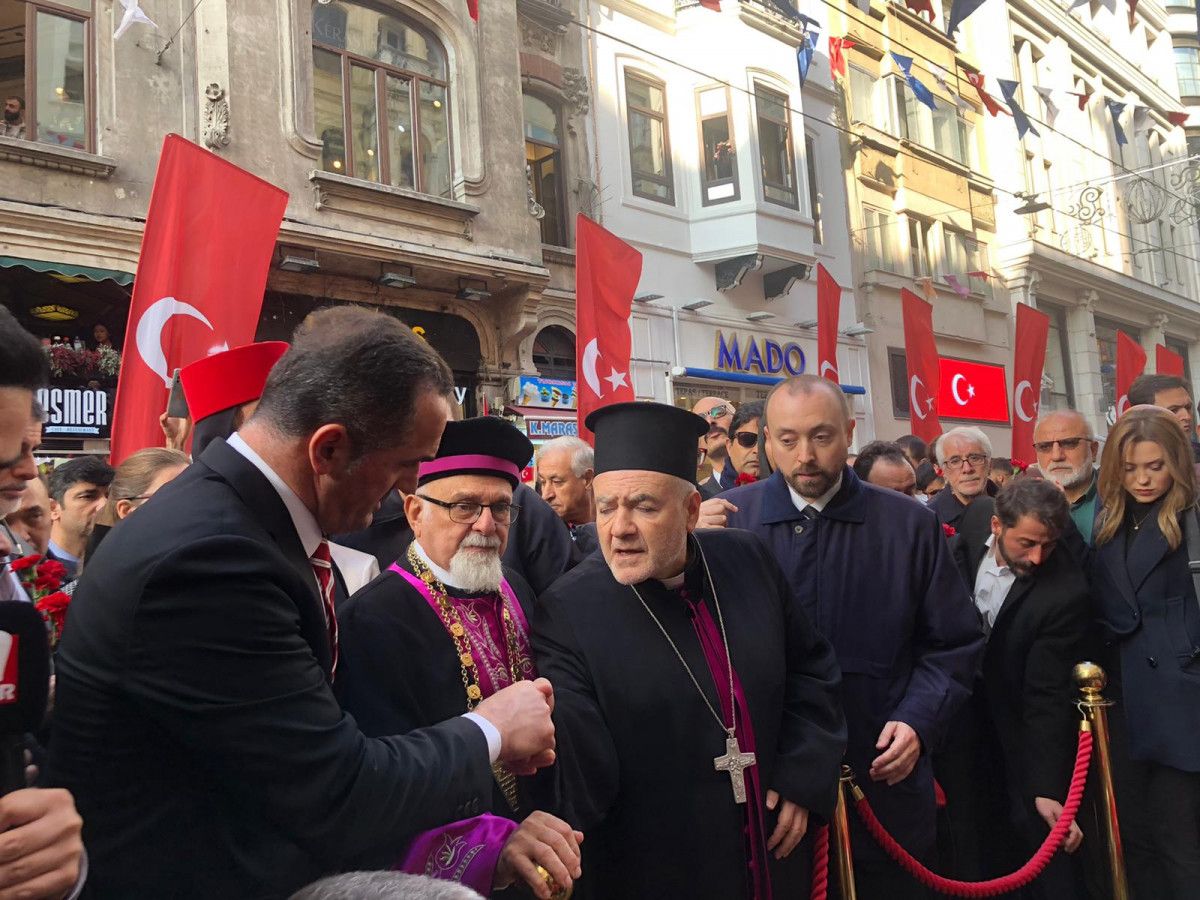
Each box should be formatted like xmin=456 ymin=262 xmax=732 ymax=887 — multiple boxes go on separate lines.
xmin=505 ymin=404 xmax=577 ymax=420
xmin=673 ymin=367 xmax=867 ymax=395
xmin=0 ymin=256 xmax=134 ymax=287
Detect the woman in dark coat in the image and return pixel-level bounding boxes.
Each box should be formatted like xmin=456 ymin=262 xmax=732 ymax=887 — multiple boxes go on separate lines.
xmin=1090 ymin=405 xmax=1200 ymax=899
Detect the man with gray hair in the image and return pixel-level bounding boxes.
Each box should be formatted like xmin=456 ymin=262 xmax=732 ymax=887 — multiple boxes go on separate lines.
xmin=929 ymin=426 xmax=995 ymax=529
xmin=1032 ymin=409 xmax=1099 ymax=544
xmin=290 ymin=871 xmax=483 ymax=900
xmin=537 ymin=437 xmax=594 ymax=528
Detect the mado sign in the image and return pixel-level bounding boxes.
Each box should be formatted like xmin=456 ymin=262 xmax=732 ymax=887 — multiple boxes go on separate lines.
xmin=716 ymin=332 xmax=806 ymax=376
xmin=37 ymin=388 xmax=110 ymax=438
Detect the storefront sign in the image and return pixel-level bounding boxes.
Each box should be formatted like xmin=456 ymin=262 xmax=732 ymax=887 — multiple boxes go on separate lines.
xmin=37 ymin=387 xmax=110 ymax=438
xmin=526 ymin=417 xmax=579 ymax=438
xmin=517 ymin=376 xmax=577 ymax=409
xmin=715 ymin=332 xmax=806 ymax=377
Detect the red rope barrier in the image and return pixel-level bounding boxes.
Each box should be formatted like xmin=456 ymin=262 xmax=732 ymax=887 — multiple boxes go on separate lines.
xmin=853 ymin=730 xmax=1093 ymax=897
xmin=810 ymin=824 xmax=829 ymax=900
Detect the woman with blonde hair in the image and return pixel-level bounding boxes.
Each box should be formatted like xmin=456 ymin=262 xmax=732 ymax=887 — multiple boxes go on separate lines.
xmin=84 ymin=448 xmax=191 ymax=560
xmin=1091 ymin=405 xmax=1200 ymax=898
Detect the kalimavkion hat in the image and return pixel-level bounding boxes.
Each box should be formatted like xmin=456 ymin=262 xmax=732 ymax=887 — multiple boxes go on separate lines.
xmin=418 ymin=417 xmax=534 ymax=490
xmin=179 ymin=341 xmax=289 ymax=423
xmin=586 ymin=401 xmax=708 ymax=484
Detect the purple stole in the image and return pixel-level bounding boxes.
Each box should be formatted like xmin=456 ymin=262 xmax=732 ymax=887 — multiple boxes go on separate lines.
xmin=681 ymin=586 xmax=774 ymax=900
xmin=388 ymin=563 xmax=537 ymax=896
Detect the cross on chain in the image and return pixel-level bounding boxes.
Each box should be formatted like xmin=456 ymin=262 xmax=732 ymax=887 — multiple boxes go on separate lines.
xmin=713 ymin=733 xmax=757 ymax=804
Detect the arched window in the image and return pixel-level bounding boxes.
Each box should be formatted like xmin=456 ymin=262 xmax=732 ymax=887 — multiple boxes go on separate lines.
xmin=524 ymin=93 xmax=567 ymax=246
xmin=312 ymin=2 xmax=452 ymax=197
xmin=532 ymin=325 xmax=576 ymax=381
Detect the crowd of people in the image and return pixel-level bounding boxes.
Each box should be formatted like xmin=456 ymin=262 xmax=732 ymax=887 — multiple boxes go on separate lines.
xmin=0 ymin=300 xmax=1197 ymax=899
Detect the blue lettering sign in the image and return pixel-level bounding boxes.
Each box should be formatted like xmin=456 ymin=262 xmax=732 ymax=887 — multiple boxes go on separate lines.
xmin=764 ymin=340 xmax=784 ymax=374
xmin=528 ymin=419 xmax=579 ymax=438
xmin=743 ymin=339 xmax=765 ymax=373
xmin=784 ymin=344 xmax=806 ymax=376
xmin=716 ymin=333 xmax=743 ymax=371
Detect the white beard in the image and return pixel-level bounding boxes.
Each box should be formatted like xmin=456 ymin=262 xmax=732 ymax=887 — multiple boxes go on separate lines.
xmin=448 ymin=534 xmax=504 ymax=593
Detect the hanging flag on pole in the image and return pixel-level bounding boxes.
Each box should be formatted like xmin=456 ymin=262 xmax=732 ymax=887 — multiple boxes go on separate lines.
xmin=575 ymin=215 xmax=642 ymax=444
xmin=901 ymin=289 xmax=943 ymax=442
xmin=903 ymin=0 xmax=935 ymax=20
xmin=967 ymin=72 xmax=1009 ymax=117
xmin=1115 ymin=330 xmax=1147 ymax=417
xmin=1131 ymin=105 xmax=1150 ymax=138
xmin=997 ymin=79 xmax=1040 ymax=139
xmin=891 ymin=54 xmax=937 ymax=111
xmin=1169 ymin=111 xmax=1190 ymax=128
xmin=944 ymin=275 xmax=970 ymax=297
xmin=110 ymin=135 xmax=288 ymax=464
xmin=1070 ymin=89 xmax=1093 ymax=111
xmin=816 ymin=264 xmax=841 ymax=383
xmin=829 ymin=37 xmax=855 ymax=80
xmin=1127 ymin=0 xmax=1137 ymax=27
xmin=699 ymin=0 xmax=722 ymax=8
xmin=946 ymin=0 xmax=988 ymax=36
xmin=1033 ymin=86 xmax=1060 ymax=127
xmin=1011 ymin=304 xmax=1050 ymax=463
xmin=797 ymin=25 xmax=820 ymax=87
xmin=1106 ymin=100 xmax=1128 ymax=146
xmin=917 ymin=276 xmax=938 ymax=303
xmin=1156 ymin=344 xmax=1185 ymax=377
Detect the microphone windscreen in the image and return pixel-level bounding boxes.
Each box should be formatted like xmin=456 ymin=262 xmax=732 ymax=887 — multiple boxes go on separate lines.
xmin=0 ymin=602 xmax=50 ymax=735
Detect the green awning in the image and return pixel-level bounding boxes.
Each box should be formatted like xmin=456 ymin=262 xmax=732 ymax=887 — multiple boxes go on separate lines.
xmin=0 ymin=256 xmax=134 ymax=287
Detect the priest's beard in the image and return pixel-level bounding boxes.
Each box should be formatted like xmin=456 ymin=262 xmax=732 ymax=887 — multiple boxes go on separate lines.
xmin=448 ymin=533 xmax=504 ymax=593
xmin=1045 ymin=459 xmax=1094 ymax=491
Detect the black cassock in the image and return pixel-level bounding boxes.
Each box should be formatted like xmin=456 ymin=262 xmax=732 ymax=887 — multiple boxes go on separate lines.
xmin=531 ymin=528 xmax=846 ymax=899
xmin=336 ymin=547 xmax=558 ymax=870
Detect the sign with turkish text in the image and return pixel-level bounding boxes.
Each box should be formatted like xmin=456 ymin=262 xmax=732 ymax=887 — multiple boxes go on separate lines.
xmin=37 ymin=387 xmax=111 ymax=438
xmin=526 ymin=417 xmax=580 ymax=439
xmin=715 ymin=332 xmax=807 ymax=376
xmin=938 ymin=357 xmax=1010 ymax=423
xmin=517 ymin=376 xmax=577 ymax=410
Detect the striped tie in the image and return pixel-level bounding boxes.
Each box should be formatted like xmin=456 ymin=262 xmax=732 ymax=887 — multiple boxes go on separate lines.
xmin=309 ymin=540 xmax=339 ymax=680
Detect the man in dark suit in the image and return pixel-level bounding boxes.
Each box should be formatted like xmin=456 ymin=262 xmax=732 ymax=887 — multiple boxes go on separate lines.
xmin=50 ymin=307 xmax=557 ymax=899
xmin=941 ymin=480 xmax=1090 ymax=896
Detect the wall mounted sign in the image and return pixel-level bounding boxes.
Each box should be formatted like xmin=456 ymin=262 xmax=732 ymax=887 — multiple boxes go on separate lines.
xmin=715 ymin=332 xmax=806 ymax=377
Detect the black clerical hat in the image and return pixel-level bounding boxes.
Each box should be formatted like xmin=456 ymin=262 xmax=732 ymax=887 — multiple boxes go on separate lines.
xmin=417 ymin=417 xmax=533 ymax=489
xmin=586 ymin=402 xmax=708 ymax=483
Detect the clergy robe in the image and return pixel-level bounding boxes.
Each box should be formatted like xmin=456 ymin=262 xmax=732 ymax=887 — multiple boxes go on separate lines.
xmin=720 ymin=467 xmax=984 ymax=863
xmin=532 ymin=527 xmax=846 ymax=899
xmin=336 ymin=546 xmax=557 ymax=890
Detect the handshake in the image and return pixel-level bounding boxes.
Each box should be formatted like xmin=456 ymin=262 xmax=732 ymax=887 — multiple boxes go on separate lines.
xmin=474 ymin=677 xmax=558 ymax=776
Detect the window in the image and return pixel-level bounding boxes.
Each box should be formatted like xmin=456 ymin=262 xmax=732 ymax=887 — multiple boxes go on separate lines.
xmin=862 ymin=206 xmax=897 ymax=271
xmin=0 ymin=0 xmax=92 ymax=151
xmin=1041 ymin=304 xmax=1075 ymax=413
xmin=532 ymin=326 xmax=576 ymax=381
xmin=697 ymin=86 xmax=737 ymax=204
xmin=907 ymin=217 xmax=933 ymax=277
xmin=1175 ymin=47 xmax=1200 ymax=97
xmin=895 ymin=79 xmax=967 ymax=163
xmin=1166 ymin=337 xmax=1192 ymax=382
xmin=848 ymin=66 xmax=878 ymax=128
xmin=625 ymin=71 xmax=673 ymax=203
xmin=754 ymin=83 xmax=797 ymax=207
xmin=941 ymin=230 xmax=991 ymax=297
xmin=888 ymin=347 xmax=911 ymax=417
xmin=805 ymin=133 xmax=821 ymax=243
xmin=524 ymin=93 xmax=566 ymax=246
xmin=312 ymin=3 xmax=452 ymax=197
xmin=1095 ymin=317 xmax=1138 ymax=413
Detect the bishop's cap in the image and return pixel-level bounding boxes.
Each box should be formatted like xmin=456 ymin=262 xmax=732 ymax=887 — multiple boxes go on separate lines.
xmin=586 ymin=401 xmax=707 ymax=484
xmin=418 ymin=417 xmax=533 ymax=489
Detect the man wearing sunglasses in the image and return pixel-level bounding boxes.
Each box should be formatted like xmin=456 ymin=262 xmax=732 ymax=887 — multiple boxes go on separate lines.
xmin=1031 ymin=410 xmax=1099 ymax=544
xmin=693 ymin=397 xmax=738 ymax=500
xmin=929 ymin=427 xmax=997 ymax=530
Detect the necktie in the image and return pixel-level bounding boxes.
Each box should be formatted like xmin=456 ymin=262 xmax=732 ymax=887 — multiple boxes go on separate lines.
xmin=309 ymin=540 xmax=340 ymax=680
xmin=794 ymin=505 xmax=818 ymax=535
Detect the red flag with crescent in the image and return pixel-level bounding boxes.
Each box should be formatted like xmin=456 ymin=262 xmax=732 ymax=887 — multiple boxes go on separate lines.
xmin=109 ymin=135 xmax=287 ymax=464
xmin=575 ymin=214 xmax=642 ymax=445
xmin=817 ymin=263 xmax=841 ymax=384
xmin=1116 ymin=331 xmax=1147 ymax=418
xmin=1156 ymin=343 xmax=1185 ymax=377
xmin=967 ymin=72 xmax=1009 ymax=117
xmin=829 ymin=37 xmax=855 ymax=80
xmin=901 ymin=288 xmax=942 ymax=442
xmin=1011 ymin=304 xmax=1049 ymax=462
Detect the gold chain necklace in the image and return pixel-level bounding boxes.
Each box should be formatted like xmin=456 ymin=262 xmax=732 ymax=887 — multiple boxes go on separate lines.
xmin=406 ymin=544 xmax=524 ymax=812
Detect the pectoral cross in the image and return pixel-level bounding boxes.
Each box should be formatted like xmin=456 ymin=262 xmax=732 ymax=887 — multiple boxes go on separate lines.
xmin=713 ymin=733 xmax=756 ymax=804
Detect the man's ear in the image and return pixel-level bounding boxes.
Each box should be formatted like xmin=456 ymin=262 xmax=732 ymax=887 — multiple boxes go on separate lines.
xmin=684 ymin=488 xmax=701 ymax=532
xmin=49 ymin=499 xmax=62 ymax=524
xmin=583 ymin=469 xmax=595 ymax=489
xmin=308 ymin=424 xmax=352 ymax=476
xmin=990 ymin=515 xmax=1002 ymax=538
xmin=404 ymin=493 xmax=425 ymax=541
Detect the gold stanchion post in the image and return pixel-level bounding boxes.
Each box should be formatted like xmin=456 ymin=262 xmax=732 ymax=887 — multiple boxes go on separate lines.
xmin=833 ymin=764 xmax=860 ymax=900
xmin=1073 ymin=662 xmax=1129 ymax=900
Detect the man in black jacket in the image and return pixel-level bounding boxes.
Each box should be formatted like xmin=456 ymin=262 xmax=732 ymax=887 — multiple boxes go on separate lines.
xmin=941 ymin=480 xmax=1090 ymax=896
xmin=50 ymin=307 xmax=556 ymax=899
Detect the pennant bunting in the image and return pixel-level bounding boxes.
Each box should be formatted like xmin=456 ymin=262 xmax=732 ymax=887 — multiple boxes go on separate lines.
xmin=1127 ymin=0 xmax=1137 ymax=28
xmin=997 ymin=79 xmax=1039 ymax=139
xmin=929 ymin=64 xmax=953 ymax=93
xmin=1106 ymin=100 xmax=1128 ymax=146
xmin=1033 ymin=86 xmax=1059 ymax=127
xmin=946 ymin=0 xmax=988 ymax=36
xmin=767 ymin=0 xmax=804 ymax=20
xmin=1168 ymin=111 xmax=1190 ymax=128
xmin=1131 ymin=105 xmax=1150 ymax=137
xmin=917 ymin=276 xmax=938 ymax=303
xmin=829 ymin=37 xmax=855 ymax=80
xmin=892 ymin=53 xmax=937 ymax=111
xmin=467 ymin=0 xmax=478 ymax=20
xmin=1069 ymin=89 xmax=1093 ymax=111
xmin=797 ymin=26 xmax=819 ymax=87
xmin=698 ymin=0 xmax=722 ymax=8
xmin=967 ymin=72 xmax=1009 ymax=117
xmin=904 ymin=0 xmax=936 ymax=20
xmin=1156 ymin=344 xmax=1185 ymax=377
xmin=945 ymin=275 xmax=970 ymax=297
xmin=967 ymin=270 xmax=991 ymax=280
xmin=1068 ymin=0 xmax=1087 ymax=8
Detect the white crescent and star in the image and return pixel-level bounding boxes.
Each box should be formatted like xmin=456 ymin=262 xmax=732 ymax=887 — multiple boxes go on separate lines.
xmin=581 ymin=337 xmax=628 ymax=398
xmin=1116 ymin=395 xmax=1130 ymax=417
xmin=135 ymin=296 xmax=227 ymax=389
xmin=819 ymin=361 xmax=838 ymax=380
xmin=950 ymin=373 xmax=976 ymax=407
xmin=910 ymin=376 xmax=931 ymax=420
xmin=1014 ymin=380 xmax=1037 ymax=423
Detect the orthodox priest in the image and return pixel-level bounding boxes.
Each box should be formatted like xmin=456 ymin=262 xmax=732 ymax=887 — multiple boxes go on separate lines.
xmin=337 ymin=416 xmax=581 ymax=900
xmin=532 ymin=402 xmax=846 ymax=899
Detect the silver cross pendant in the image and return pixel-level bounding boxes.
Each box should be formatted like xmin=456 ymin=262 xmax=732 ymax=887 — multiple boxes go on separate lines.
xmin=713 ymin=733 xmax=757 ymax=804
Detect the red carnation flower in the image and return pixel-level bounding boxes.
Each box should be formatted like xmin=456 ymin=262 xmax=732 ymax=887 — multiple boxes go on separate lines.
xmin=942 ymin=523 xmax=957 ymax=538
xmin=734 ymin=472 xmax=758 ymax=486
xmin=37 ymin=559 xmax=67 ymax=581
xmin=35 ymin=591 xmax=71 ymax=647
xmin=1010 ymin=458 xmax=1029 ymax=472
xmin=8 ymin=555 xmax=41 ymax=574
xmin=33 ymin=574 xmax=61 ymax=593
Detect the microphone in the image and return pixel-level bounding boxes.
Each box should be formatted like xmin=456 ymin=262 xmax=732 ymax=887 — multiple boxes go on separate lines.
xmin=0 ymin=603 xmax=50 ymax=795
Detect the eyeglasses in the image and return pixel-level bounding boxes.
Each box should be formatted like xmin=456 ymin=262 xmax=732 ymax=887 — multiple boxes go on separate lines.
xmin=418 ymin=495 xmax=520 ymax=525
xmin=1032 ymin=437 xmax=1090 ymax=454
xmin=732 ymin=431 xmax=759 ymax=449
xmin=943 ymin=453 xmax=988 ymax=470
xmin=702 ymin=404 xmax=730 ymax=420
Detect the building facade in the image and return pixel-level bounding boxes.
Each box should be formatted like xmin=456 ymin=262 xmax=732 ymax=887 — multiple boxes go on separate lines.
xmin=0 ymin=0 xmax=591 ymax=454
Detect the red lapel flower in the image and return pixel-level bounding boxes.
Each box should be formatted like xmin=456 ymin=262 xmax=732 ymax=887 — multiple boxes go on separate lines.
xmin=1010 ymin=458 xmax=1029 ymax=472
xmin=37 ymin=559 xmax=67 ymax=581
xmin=942 ymin=523 xmax=957 ymax=538
xmin=35 ymin=591 xmax=71 ymax=648
xmin=734 ymin=472 xmax=758 ymax=486
xmin=8 ymin=555 xmax=40 ymax=574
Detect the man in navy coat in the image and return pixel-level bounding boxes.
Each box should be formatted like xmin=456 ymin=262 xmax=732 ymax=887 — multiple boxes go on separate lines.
xmin=716 ymin=375 xmax=984 ymax=899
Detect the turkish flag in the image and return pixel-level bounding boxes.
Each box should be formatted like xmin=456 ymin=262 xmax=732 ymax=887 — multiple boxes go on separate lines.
xmin=1168 ymin=111 xmax=1190 ymax=128
xmin=903 ymin=0 xmax=935 ymax=20
xmin=967 ymin=72 xmax=1009 ymax=117
xmin=110 ymin=135 xmax=288 ymax=464
xmin=467 ymin=0 xmax=478 ymax=20
xmin=1156 ymin=343 xmax=1185 ymax=377
xmin=939 ymin=358 xmax=1009 ymax=423
xmin=901 ymin=288 xmax=942 ymax=442
xmin=1011 ymin=304 xmax=1050 ymax=462
xmin=816 ymin=263 xmax=841 ymax=384
xmin=829 ymin=37 xmax=855 ymax=80
xmin=576 ymin=215 xmax=642 ymax=444
xmin=699 ymin=0 xmax=722 ymax=8
xmin=1115 ymin=330 xmax=1147 ymax=417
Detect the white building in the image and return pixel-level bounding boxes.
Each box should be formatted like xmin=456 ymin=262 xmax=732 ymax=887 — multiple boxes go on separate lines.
xmin=583 ymin=0 xmax=872 ymax=436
